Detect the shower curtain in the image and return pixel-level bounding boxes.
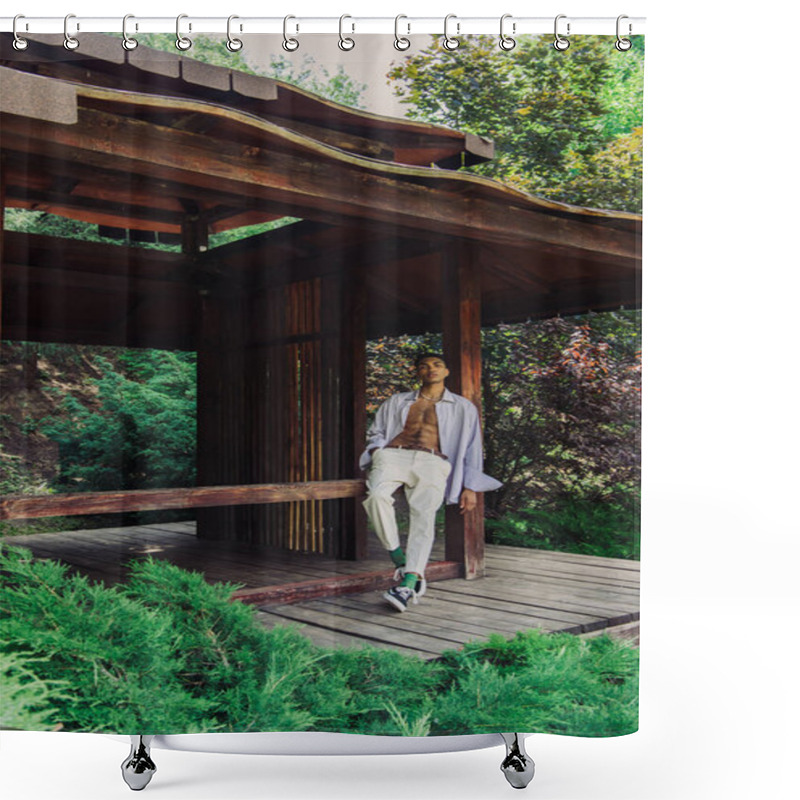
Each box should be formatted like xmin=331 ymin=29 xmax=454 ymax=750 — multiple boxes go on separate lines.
xmin=0 ymin=24 xmax=642 ymax=746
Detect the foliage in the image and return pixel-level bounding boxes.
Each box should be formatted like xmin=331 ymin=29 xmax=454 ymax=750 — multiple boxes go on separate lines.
xmin=0 ymin=651 xmax=66 ymax=730
xmin=481 ymin=313 xmax=641 ymax=520
xmin=388 ymin=35 xmax=644 ymax=212
xmin=485 ymin=498 xmax=640 ymax=560
xmin=37 ymin=350 xmax=196 ymax=493
xmin=0 ymin=545 xmax=214 ymax=732
xmin=0 ymin=547 xmax=637 ymax=736
xmin=432 ymin=630 xmax=638 ymax=736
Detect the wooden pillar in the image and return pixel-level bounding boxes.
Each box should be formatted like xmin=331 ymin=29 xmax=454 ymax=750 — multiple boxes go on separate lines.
xmin=321 ymin=259 xmax=367 ymax=559
xmin=0 ymin=155 xmax=5 ymax=341
xmin=442 ymin=241 xmax=486 ymax=579
xmin=343 ymin=260 xmax=368 ymax=560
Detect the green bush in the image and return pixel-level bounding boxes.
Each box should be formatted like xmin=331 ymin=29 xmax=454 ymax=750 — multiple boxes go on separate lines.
xmin=0 ymin=546 xmax=637 ymax=736
xmin=0 ymin=651 xmax=67 ymax=730
xmin=485 ymin=495 xmax=640 ymax=560
xmin=0 ymin=545 xmax=214 ymax=732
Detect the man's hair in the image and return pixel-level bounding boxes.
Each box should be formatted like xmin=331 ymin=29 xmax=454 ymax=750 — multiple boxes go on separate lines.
xmin=414 ymin=352 xmax=447 ymax=368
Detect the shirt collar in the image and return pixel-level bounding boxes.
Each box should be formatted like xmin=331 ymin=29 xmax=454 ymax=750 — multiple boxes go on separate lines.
xmin=408 ymin=387 xmax=455 ymax=403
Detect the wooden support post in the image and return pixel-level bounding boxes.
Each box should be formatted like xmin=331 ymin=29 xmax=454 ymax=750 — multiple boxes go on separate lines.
xmin=345 ymin=260 xmax=368 ymax=560
xmin=442 ymin=242 xmax=486 ymax=580
xmin=0 ymin=155 xmax=5 ymax=342
xmin=320 ymin=259 xmax=368 ymax=560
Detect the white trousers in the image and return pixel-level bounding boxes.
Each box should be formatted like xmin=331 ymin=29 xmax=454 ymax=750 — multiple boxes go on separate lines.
xmin=363 ymin=448 xmax=452 ymax=577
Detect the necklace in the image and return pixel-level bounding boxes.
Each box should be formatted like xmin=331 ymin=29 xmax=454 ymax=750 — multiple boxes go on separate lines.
xmin=419 ymin=392 xmax=443 ymax=403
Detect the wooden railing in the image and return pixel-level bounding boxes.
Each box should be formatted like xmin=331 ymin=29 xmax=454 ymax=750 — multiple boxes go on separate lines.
xmin=0 ymin=479 xmax=366 ymax=521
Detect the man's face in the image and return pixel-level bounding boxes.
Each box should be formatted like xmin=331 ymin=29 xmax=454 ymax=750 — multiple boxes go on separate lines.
xmin=416 ymin=357 xmax=449 ymax=384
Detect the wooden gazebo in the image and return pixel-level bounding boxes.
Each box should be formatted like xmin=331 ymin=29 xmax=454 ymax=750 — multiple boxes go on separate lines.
xmin=0 ymin=34 xmax=641 ymax=591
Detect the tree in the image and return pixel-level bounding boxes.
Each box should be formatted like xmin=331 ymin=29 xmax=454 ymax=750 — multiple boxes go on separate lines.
xmin=39 ymin=351 xmax=196 ymax=493
xmin=388 ymin=35 xmax=644 ymax=213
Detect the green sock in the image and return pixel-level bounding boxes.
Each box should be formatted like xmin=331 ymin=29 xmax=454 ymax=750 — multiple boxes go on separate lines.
xmin=402 ymin=572 xmax=421 ymax=590
xmin=390 ymin=548 xmax=406 ymax=568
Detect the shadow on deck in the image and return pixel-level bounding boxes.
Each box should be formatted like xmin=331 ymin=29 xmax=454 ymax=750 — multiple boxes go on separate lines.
xmin=6 ymin=520 xmax=640 ymax=659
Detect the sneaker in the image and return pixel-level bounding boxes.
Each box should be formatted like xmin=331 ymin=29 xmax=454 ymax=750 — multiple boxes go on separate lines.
xmin=392 ymin=568 xmax=427 ymax=598
xmin=383 ymin=585 xmax=418 ymax=612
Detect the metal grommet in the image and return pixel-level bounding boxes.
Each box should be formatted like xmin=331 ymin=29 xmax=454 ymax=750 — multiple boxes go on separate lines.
xmin=553 ymin=14 xmax=570 ymax=51
xmin=499 ymin=13 xmax=516 ymax=51
xmin=338 ymin=14 xmax=355 ymax=51
xmin=394 ymin=14 xmax=411 ymax=51
xmin=175 ymin=14 xmax=192 ymax=51
xmin=12 ymin=15 xmax=28 ymax=50
xmin=443 ymin=13 xmax=459 ymax=50
xmin=226 ymin=15 xmax=243 ymax=52
xmin=282 ymin=15 xmax=299 ymax=51
xmin=122 ymin=14 xmax=138 ymax=51
xmin=615 ymin=15 xmax=632 ymax=51
xmin=64 ymin=13 xmax=79 ymax=51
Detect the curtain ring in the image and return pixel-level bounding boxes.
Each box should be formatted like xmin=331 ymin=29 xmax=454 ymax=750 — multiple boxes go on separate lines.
xmin=64 ymin=13 xmax=79 ymax=51
xmin=282 ymin=15 xmax=299 ymax=51
xmin=499 ymin=14 xmax=516 ymax=51
xmin=175 ymin=14 xmax=192 ymax=51
xmin=12 ymin=15 xmax=28 ymax=50
xmin=443 ymin=14 xmax=459 ymax=50
xmin=553 ymin=14 xmax=570 ymax=51
xmin=122 ymin=15 xmax=138 ymax=51
xmin=338 ymin=14 xmax=355 ymax=51
xmin=226 ymin=15 xmax=243 ymax=51
xmin=615 ymin=15 xmax=632 ymax=51
xmin=394 ymin=14 xmax=411 ymax=51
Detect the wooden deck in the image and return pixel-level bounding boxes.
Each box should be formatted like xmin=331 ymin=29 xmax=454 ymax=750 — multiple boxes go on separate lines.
xmin=5 ymin=521 xmax=639 ymax=659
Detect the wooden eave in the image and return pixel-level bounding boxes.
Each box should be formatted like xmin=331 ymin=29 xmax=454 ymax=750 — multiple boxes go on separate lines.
xmin=0 ymin=32 xmax=493 ymax=171
xmin=1 ymin=47 xmax=641 ymax=350
xmin=1 ymin=70 xmax=639 ymax=253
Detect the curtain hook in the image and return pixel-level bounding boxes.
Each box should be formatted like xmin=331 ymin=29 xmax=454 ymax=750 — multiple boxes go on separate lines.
xmin=394 ymin=14 xmax=411 ymax=51
xmin=12 ymin=14 xmax=28 ymax=50
xmin=64 ymin=13 xmax=79 ymax=51
xmin=615 ymin=15 xmax=633 ymax=51
xmin=338 ymin=14 xmax=355 ymax=51
xmin=282 ymin=15 xmax=299 ymax=51
xmin=175 ymin=14 xmax=192 ymax=51
xmin=499 ymin=13 xmax=516 ymax=51
xmin=226 ymin=15 xmax=243 ymax=51
xmin=122 ymin=15 xmax=138 ymax=51
xmin=443 ymin=13 xmax=459 ymax=50
xmin=553 ymin=14 xmax=570 ymax=51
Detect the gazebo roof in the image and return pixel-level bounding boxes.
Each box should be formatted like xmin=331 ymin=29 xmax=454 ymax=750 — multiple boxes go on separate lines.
xmin=1 ymin=33 xmax=641 ymax=347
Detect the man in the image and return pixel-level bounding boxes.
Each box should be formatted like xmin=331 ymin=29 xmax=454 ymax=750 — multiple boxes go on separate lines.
xmin=360 ymin=353 xmax=502 ymax=612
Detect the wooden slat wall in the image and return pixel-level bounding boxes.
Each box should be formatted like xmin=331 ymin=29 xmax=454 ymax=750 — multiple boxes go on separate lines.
xmin=285 ymin=279 xmax=324 ymax=553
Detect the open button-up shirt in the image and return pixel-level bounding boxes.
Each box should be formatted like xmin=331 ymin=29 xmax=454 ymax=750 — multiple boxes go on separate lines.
xmin=359 ymin=388 xmax=502 ymax=505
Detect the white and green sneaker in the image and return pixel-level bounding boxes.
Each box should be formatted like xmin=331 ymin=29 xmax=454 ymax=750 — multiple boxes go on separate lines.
xmin=383 ymin=584 xmax=418 ymax=612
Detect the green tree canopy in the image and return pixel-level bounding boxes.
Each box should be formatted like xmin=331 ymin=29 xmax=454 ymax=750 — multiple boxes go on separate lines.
xmin=388 ymin=35 xmax=644 ymax=212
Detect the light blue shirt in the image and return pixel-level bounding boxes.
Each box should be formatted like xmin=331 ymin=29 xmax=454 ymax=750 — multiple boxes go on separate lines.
xmin=359 ymin=388 xmax=503 ymax=505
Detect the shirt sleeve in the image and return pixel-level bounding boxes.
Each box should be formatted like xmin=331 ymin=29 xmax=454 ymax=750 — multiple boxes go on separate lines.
xmin=359 ymin=397 xmax=391 ymax=470
xmin=461 ymin=404 xmax=504 ymax=493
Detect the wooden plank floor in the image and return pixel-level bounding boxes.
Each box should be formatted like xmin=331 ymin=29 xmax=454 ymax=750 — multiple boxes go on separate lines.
xmin=5 ymin=521 xmax=640 ymax=659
